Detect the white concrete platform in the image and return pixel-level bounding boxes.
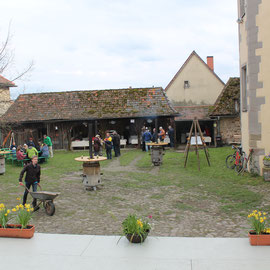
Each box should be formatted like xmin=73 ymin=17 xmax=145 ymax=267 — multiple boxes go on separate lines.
xmin=1 ymin=233 xmax=270 ymax=269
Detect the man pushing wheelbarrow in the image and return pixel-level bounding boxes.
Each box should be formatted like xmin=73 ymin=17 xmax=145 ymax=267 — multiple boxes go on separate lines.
xmin=19 ymin=155 xmax=60 ymax=215
xmin=19 ymin=156 xmax=40 ymax=211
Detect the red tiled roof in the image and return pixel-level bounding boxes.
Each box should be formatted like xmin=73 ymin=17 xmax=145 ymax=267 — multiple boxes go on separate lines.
xmin=165 ymin=51 xmax=225 ymax=91
xmin=1 ymin=87 xmax=177 ymax=123
xmin=210 ymin=78 xmax=240 ymax=116
xmin=0 ymin=75 xmax=16 ymax=87
xmin=174 ymin=105 xmax=211 ymax=121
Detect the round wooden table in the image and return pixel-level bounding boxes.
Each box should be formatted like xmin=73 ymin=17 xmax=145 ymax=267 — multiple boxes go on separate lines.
xmin=0 ymin=151 xmax=11 ymax=175
xmin=146 ymin=142 xmax=168 ymax=166
xmin=75 ymin=156 xmax=107 ymax=190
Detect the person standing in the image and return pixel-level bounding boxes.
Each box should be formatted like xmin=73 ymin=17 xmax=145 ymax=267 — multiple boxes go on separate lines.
xmin=158 ymin=127 xmax=166 ymax=142
xmin=43 ymin=134 xmax=53 ymax=158
xmin=19 ymin=156 xmax=41 ymax=209
xmin=93 ymin=135 xmax=102 ymax=156
xmin=168 ymin=125 xmax=175 ymax=148
xmin=104 ymin=133 xmax=112 ymax=159
xmin=141 ymin=127 xmax=146 ymax=151
xmin=152 ymin=128 xmax=158 ymax=143
xmin=112 ymin=131 xmax=121 ymax=157
xmin=142 ymin=128 xmax=152 ymax=152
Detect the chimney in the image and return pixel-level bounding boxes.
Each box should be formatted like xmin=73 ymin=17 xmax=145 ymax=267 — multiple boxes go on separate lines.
xmin=207 ymin=56 xmax=214 ymax=71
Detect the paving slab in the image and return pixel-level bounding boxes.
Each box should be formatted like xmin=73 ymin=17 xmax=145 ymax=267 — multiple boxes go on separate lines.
xmin=0 ymin=233 xmax=270 ymax=270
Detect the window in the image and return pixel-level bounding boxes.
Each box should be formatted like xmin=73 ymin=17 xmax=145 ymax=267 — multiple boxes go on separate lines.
xmin=234 ymin=99 xmax=239 ymax=113
xmin=241 ymin=65 xmax=247 ymax=112
xmin=240 ymin=0 xmax=246 ymax=18
xmin=184 ymin=80 xmax=190 ymax=89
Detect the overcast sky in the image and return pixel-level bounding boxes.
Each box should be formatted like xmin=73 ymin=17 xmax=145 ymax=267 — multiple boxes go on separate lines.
xmin=0 ymin=0 xmax=239 ymax=99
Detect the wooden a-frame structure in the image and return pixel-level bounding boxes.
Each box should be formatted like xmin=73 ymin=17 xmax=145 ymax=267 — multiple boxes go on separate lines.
xmin=184 ymin=118 xmax=210 ymax=171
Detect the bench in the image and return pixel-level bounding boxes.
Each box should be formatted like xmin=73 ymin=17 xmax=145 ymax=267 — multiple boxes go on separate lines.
xmin=71 ymin=141 xmax=89 ymax=150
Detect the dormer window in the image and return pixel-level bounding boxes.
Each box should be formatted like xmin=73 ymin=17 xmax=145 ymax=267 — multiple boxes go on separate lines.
xmin=184 ymin=80 xmax=190 ymax=89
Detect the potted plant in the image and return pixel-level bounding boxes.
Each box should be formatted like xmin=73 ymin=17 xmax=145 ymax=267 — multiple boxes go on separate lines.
xmin=121 ymin=214 xmax=151 ymax=243
xmin=248 ymin=210 xmax=270 ymax=246
xmin=263 ymin=155 xmax=270 ymax=168
xmin=0 ymin=203 xmax=35 ymax=239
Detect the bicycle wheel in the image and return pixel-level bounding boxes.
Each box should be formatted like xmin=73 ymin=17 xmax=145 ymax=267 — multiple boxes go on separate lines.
xmin=226 ymin=154 xmax=236 ymax=169
xmin=235 ymin=156 xmax=244 ymax=173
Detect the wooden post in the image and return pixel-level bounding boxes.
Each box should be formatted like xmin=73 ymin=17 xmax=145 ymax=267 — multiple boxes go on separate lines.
xmin=67 ymin=124 xmax=72 ymax=151
xmin=184 ymin=121 xmax=193 ymax=167
xmin=88 ymin=122 xmax=93 ymax=159
xmin=94 ymin=120 xmax=98 ymax=136
xmin=194 ymin=119 xmax=200 ymax=171
xmin=196 ymin=120 xmax=210 ymax=166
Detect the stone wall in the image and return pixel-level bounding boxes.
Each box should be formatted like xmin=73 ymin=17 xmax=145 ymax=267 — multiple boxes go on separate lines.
xmin=0 ymin=88 xmax=12 ymax=116
xmin=220 ymin=116 xmax=241 ymax=144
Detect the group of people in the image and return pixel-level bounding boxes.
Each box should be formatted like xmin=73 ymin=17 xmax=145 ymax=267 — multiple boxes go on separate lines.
xmin=10 ymin=135 xmax=53 ymax=163
xmin=93 ymin=131 xmax=121 ymax=160
xmin=141 ymin=125 xmax=174 ymax=151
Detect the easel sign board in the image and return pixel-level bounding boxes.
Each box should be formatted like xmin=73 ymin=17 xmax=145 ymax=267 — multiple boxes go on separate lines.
xmin=191 ymin=136 xmax=203 ymax=145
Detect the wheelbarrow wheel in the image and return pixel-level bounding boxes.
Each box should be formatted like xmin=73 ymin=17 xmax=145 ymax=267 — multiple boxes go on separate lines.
xmin=44 ymin=201 xmax=55 ymax=216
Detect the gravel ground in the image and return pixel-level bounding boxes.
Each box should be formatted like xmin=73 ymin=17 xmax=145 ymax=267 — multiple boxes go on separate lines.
xmin=31 ymin=155 xmax=263 ymax=237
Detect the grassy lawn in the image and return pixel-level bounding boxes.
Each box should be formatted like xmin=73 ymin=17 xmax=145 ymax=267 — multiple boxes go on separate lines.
xmin=0 ymin=147 xmax=268 ymax=237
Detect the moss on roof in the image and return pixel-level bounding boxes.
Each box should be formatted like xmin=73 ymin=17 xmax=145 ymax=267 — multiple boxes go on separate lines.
xmin=2 ymin=87 xmax=176 ymax=123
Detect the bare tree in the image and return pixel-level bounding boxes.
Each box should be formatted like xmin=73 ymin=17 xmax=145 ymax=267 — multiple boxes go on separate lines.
xmin=0 ymin=22 xmax=34 ymax=88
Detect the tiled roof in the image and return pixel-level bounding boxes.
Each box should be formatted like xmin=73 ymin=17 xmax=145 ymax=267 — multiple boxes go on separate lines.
xmin=210 ymin=78 xmax=240 ymax=116
xmin=165 ymin=51 xmax=224 ymax=91
xmin=0 ymin=75 xmax=16 ymax=87
xmin=1 ymin=87 xmax=177 ymax=123
xmin=174 ymin=105 xmax=211 ymax=121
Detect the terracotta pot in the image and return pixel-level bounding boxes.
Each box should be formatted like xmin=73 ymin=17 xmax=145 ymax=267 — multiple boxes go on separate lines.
xmin=249 ymin=231 xmax=270 ymax=246
xmin=126 ymin=230 xmax=149 ymax=243
xmin=0 ymin=224 xmax=35 ymax=239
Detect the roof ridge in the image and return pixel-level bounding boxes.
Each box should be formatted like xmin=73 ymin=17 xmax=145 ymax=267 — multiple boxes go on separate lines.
xmin=18 ymin=87 xmax=163 ymax=97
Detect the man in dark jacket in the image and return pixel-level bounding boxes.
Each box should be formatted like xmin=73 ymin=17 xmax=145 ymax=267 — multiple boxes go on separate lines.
xmin=112 ymin=131 xmax=121 ymax=157
xmin=142 ymin=128 xmax=152 ymax=152
xmin=168 ymin=125 xmax=175 ymax=148
xmin=19 ymin=156 xmax=41 ymax=208
xmin=152 ymin=128 xmax=158 ymax=143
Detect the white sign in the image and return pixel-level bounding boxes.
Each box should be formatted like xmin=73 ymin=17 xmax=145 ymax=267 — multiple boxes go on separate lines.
xmin=191 ymin=136 xmax=203 ymax=145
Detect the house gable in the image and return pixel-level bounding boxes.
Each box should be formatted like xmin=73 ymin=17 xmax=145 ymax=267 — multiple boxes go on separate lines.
xmin=165 ymin=51 xmax=225 ymax=105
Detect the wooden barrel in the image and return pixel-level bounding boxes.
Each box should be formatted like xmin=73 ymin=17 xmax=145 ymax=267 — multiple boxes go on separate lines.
xmin=82 ymin=162 xmax=101 ymax=188
xmin=83 ymin=162 xmax=100 ymax=176
xmin=0 ymin=156 xmax=5 ymax=175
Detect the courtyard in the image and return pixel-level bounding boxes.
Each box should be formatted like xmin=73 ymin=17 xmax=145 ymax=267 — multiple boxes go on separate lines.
xmin=0 ymin=147 xmax=268 ymax=237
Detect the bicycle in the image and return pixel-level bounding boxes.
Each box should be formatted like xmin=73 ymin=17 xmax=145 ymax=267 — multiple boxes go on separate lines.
xmin=226 ymin=145 xmax=246 ymax=172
